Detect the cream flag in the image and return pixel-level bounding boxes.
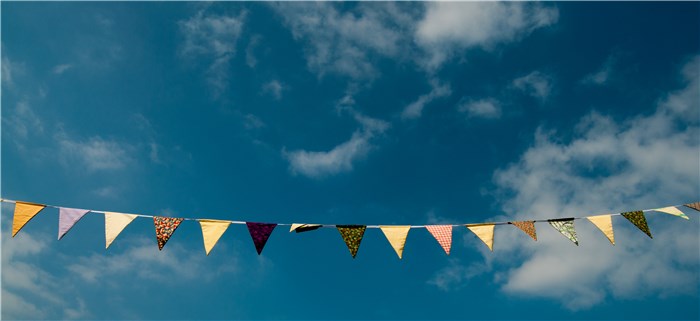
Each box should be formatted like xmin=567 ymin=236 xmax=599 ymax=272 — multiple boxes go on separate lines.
xmin=105 ymin=212 xmax=138 ymax=249
xmin=289 ymin=223 xmax=322 ymax=233
xmin=466 ymin=224 xmax=495 ymax=251
xmin=12 ymin=202 xmax=46 ymax=237
xmin=199 ymin=219 xmax=231 ymax=255
xmin=379 ymin=226 xmax=411 ymax=259
xmin=654 ymin=206 xmax=689 ymax=220
xmin=586 ymin=215 xmax=615 ymax=245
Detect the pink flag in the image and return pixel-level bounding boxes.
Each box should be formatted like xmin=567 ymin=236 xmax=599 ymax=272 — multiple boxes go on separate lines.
xmin=426 ymin=225 xmax=453 ymax=255
xmin=58 ymin=207 xmax=90 ymax=240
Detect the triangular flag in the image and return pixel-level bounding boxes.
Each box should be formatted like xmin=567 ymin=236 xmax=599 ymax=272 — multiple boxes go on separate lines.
xmin=154 ymin=216 xmax=184 ymax=250
xmin=621 ymin=211 xmax=652 ymax=239
xmin=379 ymin=225 xmax=411 ymax=259
xmin=654 ymin=206 xmax=689 ymax=220
xmin=337 ymin=225 xmax=366 ymax=258
xmin=199 ymin=219 xmax=231 ymax=255
xmin=466 ymin=224 xmax=495 ymax=251
xmin=548 ymin=219 xmax=579 ymax=245
xmin=510 ymin=221 xmax=537 ymax=241
xmin=58 ymin=207 xmax=90 ymax=240
xmin=12 ymin=201 xmax=46 ymax=237
xmin=425 ymin=225 xmax=452 ymax=255
xmin=104 ymin=212 xmax=138 ymax=249
xmin=586 ymin=214 xmax=615 ymax=245
xmin=246 ymin=222 xmax=277 ymax=255
xmin=685 ymin=202 xmax=700 ymax=212
xmin=289 ymin=223 xmax=322 ymax=233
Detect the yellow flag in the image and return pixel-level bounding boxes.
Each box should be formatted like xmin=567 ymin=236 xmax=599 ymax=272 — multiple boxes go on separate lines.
xmin=199 ymin=219 xmax=231 ymax=255
xmin=654 ymin=206 xmax=689 ymax=220
xmin=379 ymin=225 xmax=411 ymax=259
xmin=466 ymin=224 xmax=495 ymax=251
xmin=12 ymin=202 xmax=46 ymax=237
xmin=104 ymin=212 xmax=138 ymax=249
xmin=586 ymin=215 xmax=615 ymax=245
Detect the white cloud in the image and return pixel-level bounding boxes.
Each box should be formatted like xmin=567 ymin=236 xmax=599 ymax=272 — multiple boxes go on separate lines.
xmin=401 ymin=78 xmax=451 ymax=120
xmin=428 ymin=57 xmax=700 ymax=310
xmin=271 ymin=2 xmax=414 ymax=79
xmin=284 ymin=111 xmax=389 ymax=178
xmin=179 ymin=9 xmax=246 ymax=96
xmin=457 ymin=98 xmax=502 ymax=119
xmin=512 ymin=70 xmax=553 ymax=101
xmin=56 ymin=132 xmax=132 ymax=172
xmin=52 ymin=63 xmax=73 ymax=75
xmin=262 ymin=79 xmax=285 ymax=100
xmin=2 ymin=55 xmax=21 ymax=89
xmin=245 ymin=34 xmax=261 ymax=68
xmin=244 ymin=113 xmax=266 ymax=130
xmin=4 ymin=101 xmax=44 ymax=142
xmin=416 ymin=2 xmax=558 ymax=70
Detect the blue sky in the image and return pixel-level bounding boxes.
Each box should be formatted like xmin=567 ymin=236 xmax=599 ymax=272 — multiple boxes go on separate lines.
xmin=2 ymin=2 xmax=699 ymax=320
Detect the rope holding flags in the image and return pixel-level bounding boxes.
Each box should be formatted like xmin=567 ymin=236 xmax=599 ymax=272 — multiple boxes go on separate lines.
xmin=2 ymin=198 xmax=697 ymax=258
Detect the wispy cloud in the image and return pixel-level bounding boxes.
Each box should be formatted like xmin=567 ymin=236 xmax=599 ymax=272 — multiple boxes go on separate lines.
xmin=245 ymin=34 xmax=261 ymax=68
xmin=179 ymin=9 xmax=246 ymax=97
xmin=284 ymin=110 xmax=389 ymax=178
xmin=429 ymin=57 xmax=700 ymax=310
xmin=262 ymin=79 xmax=285 ymax=100
xmin=2 ymin=53 xmax=25 ymax=90
xmin=401 ymin=78 xmax=451 ymax=120
xmin=4 ymin=101 xmax=44 ymax=143
xmin=416 ymin=2 xmax=558 ymax=70
xmin=512 ymin=70 xmax=553 ymax=101
xmin=457 ymin=98 xmax=502 ymax=119
xmin=52 ymin=63 xmax=73 ymax=75
xmin=56 ymin=131 xmax=133 ymax=172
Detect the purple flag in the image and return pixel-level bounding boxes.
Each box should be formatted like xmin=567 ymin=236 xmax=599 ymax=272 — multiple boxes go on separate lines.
xmin=246 ymin=222 xmax=277 ymax=255
xmin=58 ymin=207 xmax=90 ymax=240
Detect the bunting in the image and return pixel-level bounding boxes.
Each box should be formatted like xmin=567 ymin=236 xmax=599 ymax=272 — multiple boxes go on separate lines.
xmin=199 ymin=220 xmax=231 ymax=255
xmin=425 ymin=225 xmax=452 ymax=255
xmin=548 ymin=219 xmax=578 ymax=245
xmin=12 ymin=201 xmax=46 ymax=237
xmin=58 ymin=207 xmax=90 ymax=240
xmin=621 ymin=211 xmax=653 ymax=239
xmin=379 ymin=225 xmax=411 ymax=259
xmin=246 ymin=222 xmax=277 ymax=255
xmin=337 ymin=225 xmax=366 ymax=258
xmin=685 ymin=202 xmax=700 ymax=211
xmin=466 ymin=224 xmax=495 ymax=251
xmin=510 ymin=221 xmax=537 ymax=241
xmin=154 ymin=216 xmax=184 ymax=250
xmin=3 ymin=199 xmax=695 ymax=259
xmin=290 ymin=223 xmax=322 ymax=233
xmin=653 ymin=206 xmax=689 ymax=220
xmin=586 ymin=215 xmax=615 ymax=245
xmin=105 ymin=212 xmax=138 ymax=249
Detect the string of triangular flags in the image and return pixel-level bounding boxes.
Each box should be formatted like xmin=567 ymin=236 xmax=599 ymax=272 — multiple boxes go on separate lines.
xmin=2 ymin=198 xmax=697 ymax=259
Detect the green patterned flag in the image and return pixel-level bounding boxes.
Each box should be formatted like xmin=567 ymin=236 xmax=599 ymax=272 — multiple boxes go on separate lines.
xmin=621 ymin=211 xmax=653 ymax=239
xmin=548 ymin=219 xmax=578 ymax=246
xmin=337 ymin=225 xmax=366 ymax=258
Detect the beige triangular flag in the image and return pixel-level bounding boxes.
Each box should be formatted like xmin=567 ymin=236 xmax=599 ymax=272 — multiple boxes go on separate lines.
xmin=12 ymin=201 xmax=46 ymax=237
xmin=379 ymin=225 xmax=411 ymax=259
xmin=586 ymin=214 xmax=615 ymax=245
xmin=289 ymin=223 xmax=322 ymax=233
xmin=466 ymin=224 xmax=495 ymax=251
xmin=199 ymin=219 xmax=231 ymax=255
xmin=654 ymin=206 xmax=689 ymax=220
xmin=104 ymin=212 xmax=138 ymax=249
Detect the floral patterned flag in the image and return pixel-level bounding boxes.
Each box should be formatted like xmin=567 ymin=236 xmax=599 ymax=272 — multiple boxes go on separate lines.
xmin=653 ymin=206 xmax=689 ymax=220
xmin=425 ymin=225 xmax=453 ymax=255
xmin=586 ymin=214 xmax=615 ymax=245
xmin=199 ymin=219 xmax=231 ymax=255
xmin=154 ymin=216 xmax=184 ymax=250
xmin=105 ymin=212 xmax=138 ymax=249
xmin=58 ymin=207 xmax=90 ymax=240
xmin=12 ymin=201 xmax=46 ymax=237
xmin=379 ymin=225 xmax=411 ymax=259
xmin=337 ymin=225 xmax=366 ymax=258
xmin=466 ymin=224 xmax=495 ymax=251
xmin=246 ymin=222 xmax=277 ymax=255
xmin=548 ymin=219 xmax=579 ymax=245
xmin=289 ymin=223 xmax=322 ymax=233
xmin=684 ymin=202 xmax=700 ymax=212
xmin=510 ymin=221 xmax=537 ymax=241
xmin=621 ymin=211 xmax=653 ymax=239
